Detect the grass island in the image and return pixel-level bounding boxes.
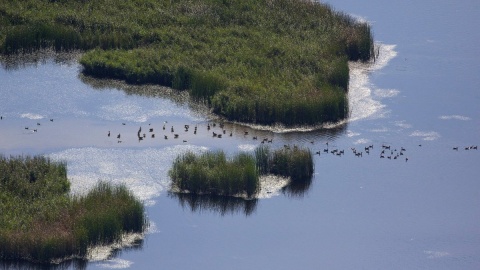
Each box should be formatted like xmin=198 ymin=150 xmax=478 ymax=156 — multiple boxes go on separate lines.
xmin=0 ymin=155 xmax=147 ymax=264
xmin=0 ymin=0 xmax=374 ymax=126
xmin=169 ymin=145 xmax=314 ymax=198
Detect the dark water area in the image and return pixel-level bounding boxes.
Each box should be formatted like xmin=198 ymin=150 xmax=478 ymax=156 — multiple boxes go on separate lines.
xmin=1 ymin=1 xmax=479 ymax=269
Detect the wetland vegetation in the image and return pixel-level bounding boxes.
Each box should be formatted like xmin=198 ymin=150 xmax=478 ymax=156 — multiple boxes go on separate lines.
xmin=0 ymin=155 xmax=147 ymax=264
xmin=0 ymin=0 xmax=374 ymax=126
xmin=169 ymin=145 xmax=314 ymax=198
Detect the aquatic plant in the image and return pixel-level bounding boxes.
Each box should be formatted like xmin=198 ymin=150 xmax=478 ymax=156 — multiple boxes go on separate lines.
xmin=0 ymin=155 xmax=147 ymax=264
xmin=169 ymin=146 xmax=314 ymax=199
xmin=169 ymin=151 xmax=259 ymax=198
xmin=0 ymin=0 xmax=373 ymax=126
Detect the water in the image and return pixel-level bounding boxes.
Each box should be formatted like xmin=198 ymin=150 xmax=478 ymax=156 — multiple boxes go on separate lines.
xmin=1 ymin=0 xmax=479 ymax=269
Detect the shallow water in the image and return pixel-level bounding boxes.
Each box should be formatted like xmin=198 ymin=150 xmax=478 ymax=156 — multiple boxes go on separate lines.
xmin=1 ymin=0 xmax=480 ymax=269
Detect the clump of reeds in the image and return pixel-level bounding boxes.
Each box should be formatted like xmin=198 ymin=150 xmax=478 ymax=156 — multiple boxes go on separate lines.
xmin=255 ymin=145 xmax=314 ymax=184
xmin=169 ymin=146 xmax=314 ymax=199
xmin=0 ymin=155 xmax=147 ymax=264
xmin=169 ymin=151 xmax=259 ymax=198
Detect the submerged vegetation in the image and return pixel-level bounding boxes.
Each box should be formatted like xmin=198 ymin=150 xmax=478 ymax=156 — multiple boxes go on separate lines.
xmin=0 ymin=155 xmax=147 ymax=264
xmin=0 ymin=0 xmax=374 ymax=126
xmin=169 ymin=145 xmax=314 ymax=198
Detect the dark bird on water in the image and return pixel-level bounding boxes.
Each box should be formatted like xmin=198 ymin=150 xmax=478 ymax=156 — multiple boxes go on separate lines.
xmin=117 ymin=134 xmax=121 ymax=139
xmin=108 ymin=131 xmax=110 ymax=137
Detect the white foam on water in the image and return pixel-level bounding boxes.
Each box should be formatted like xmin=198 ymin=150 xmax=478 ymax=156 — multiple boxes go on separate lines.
xmin=257 ymin=175 xmax=290 ymax=199
xmin=439 ymin=115 xmax=471 ymax=121
xmin=410 ymin=130 xmax=441 ymax=141
xmin=353 ymin=138 xmax=370 ymax=145
xmin=394 ymin=120 xmax=412 ymax=129
xmin=374 ymin=88 xmax=400 ymax=98
xmin=20 ymin=113 xmax=44 ymax=120
xmin=424 ymin=250 xmax=450 ymax=259
xmin=346 ymin=130 xmax=361 ymax=137
xmin=348 ymin=44 xmax=398 ymax=122
xmin=237 ymin=144 xmax=257 ymax=152
xmin=95 ymin=258 xmax=133 ymax=269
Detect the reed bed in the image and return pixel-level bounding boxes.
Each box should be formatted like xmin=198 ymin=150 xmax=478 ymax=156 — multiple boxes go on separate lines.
xmin=0 ymin=155 xmax=147 ymax=264
xmin=255 ymin=145 xmax=314 ymax=184
xmin=0 ymin=0 xmax=373 ymax=126
xmin=170 ymin=146 xmax=314 ymax=198
xmin=169 ymin=151 xmax=259 ymax=198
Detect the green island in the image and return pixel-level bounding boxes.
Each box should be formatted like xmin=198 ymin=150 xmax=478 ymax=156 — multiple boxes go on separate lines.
xmin=0 ymin=0 xmax=374 ymax=126
xmin=169 ymin=145 xmax=314 ymax=198
xmin=0 ymin=155 xmax=147 ymax=264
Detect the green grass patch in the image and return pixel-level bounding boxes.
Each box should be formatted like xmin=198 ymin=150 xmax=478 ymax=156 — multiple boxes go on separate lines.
xmin=169 ymin=146 xmax=314 ymax=198
xmin=0 ymin=0 xmax=373 ymax=126
xmin=0 ymin=155 xmax=147 ymax=264
xmin=169 ymin=151 xmax=259 ymax=198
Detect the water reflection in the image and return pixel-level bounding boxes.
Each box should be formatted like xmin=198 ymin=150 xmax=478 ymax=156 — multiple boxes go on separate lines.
xmin=79 ymin=73 xmax=213 ymax=120
xmin=0 ymin=258 xmax=87 ymax=270
xmin=0 ymin=50 xmax=80 ymax=71
xmin=281 ymin=177 xmax=313 ymax=198
xmin=168 ymin=192 xmax=258 ymax=216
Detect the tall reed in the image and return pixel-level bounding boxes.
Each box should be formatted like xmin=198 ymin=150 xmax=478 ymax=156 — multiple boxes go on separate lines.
xmin=0 ymin=155 xmax=147 ymax=264
xmin=169 ymin=151 xmax=259 ymax=198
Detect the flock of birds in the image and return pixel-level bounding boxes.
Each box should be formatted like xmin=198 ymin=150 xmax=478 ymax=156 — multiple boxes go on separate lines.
xmin=1 ymin=116 xmax=477 ymax=162
xmin=107 ymin=121 xmax=275 ymax=145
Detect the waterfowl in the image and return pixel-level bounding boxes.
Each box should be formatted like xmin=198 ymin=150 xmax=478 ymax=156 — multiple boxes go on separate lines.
xmin=453 ymin=147 xmax=458 ymax=150
xmin=174 ymin=134 xmax=179 ymax=138
xmin=149 ymin=128 xmax=153 ymax=132
xmin=117 ymin=134 xmax=121 ymax=139
xmin=151 ymin=134 xmax=155 ymax=138
xmin=164 ymin=135 xmax=168 ymax=139
xmin=108 ymin=131 xmax=110 ymax=137
xmin=218 ymin=134 xmax=222 ymax=138
xmin=171 ymin=126 xmax=174 ymax=132
xmin=50 ymin=119 xmax=53 ymax=122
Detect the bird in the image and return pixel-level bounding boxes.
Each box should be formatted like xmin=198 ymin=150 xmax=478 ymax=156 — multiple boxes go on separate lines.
xmin=453 ymin=147 xmax=458 ymax=151
xmin=174 ymin=134 xmax=179 ymax=138
xmin=108 ymin=131 xmax=110 ymax=137
xmin=151 ymin=134 xmax=155 ymax=138
xmin=50 ymin=119 xmax=53 ymax=122
xmin=149 ymin=128 xmax=153 ymax=132
xmin=164 ymin=135 xmax=168 ymax=139
xmin=117 ymin=134 xmax=121 ymax=139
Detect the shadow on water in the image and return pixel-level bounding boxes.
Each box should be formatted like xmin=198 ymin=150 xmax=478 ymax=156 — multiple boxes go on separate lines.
xmin=168 ymin=192 xmax=258 ymax=216
xmin=282 ymin=177 xmax=314 ymax=198
xmin=0 ymin=258 xmax=87 ymax=270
